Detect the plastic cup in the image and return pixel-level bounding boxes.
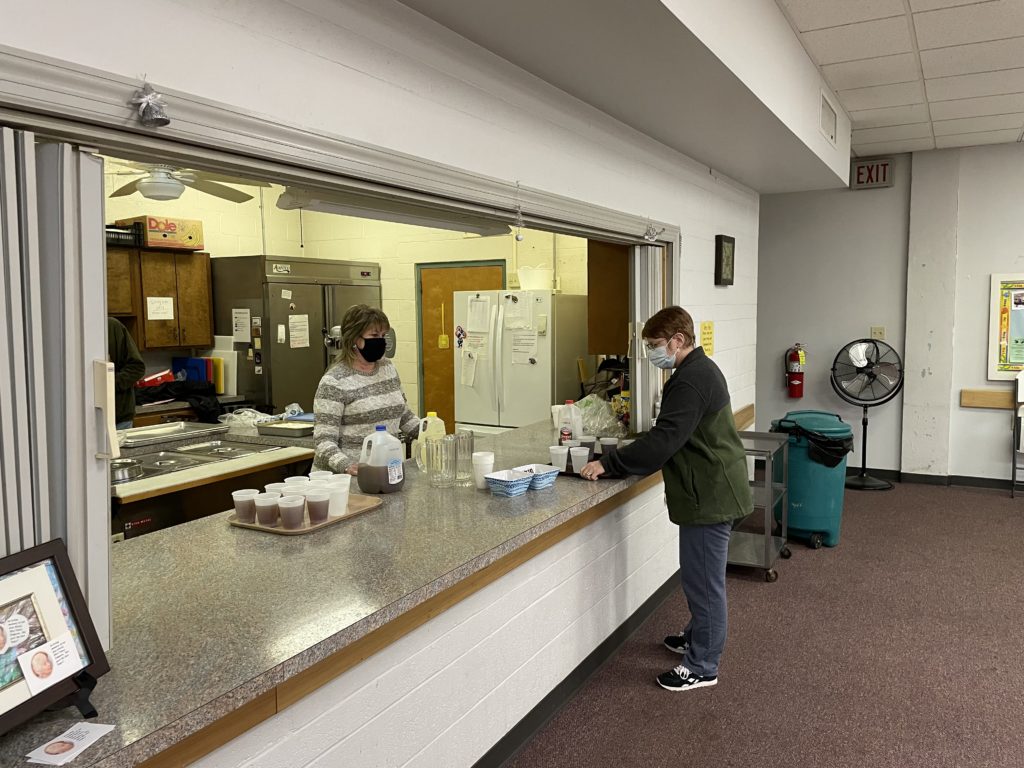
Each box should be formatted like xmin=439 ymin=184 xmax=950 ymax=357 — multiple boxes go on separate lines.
xmin=328 ymin=486 xmax=350 ymax=517
xmin=563 ymin=439 xmax=580 ymax=448
xmin=549 ymin=446 xmax=569 ymax=471
xmin=600 ymin=438 xmax=619 ymax=456
xmin=325 ymin=474 xmax=351 ymax=490
xmin=305 ymin=489 xmax=331 ymax=524
xmin=278 ymin=495 xmax=306 ymax=529
xmin=284 ymin=476 xmax=309 ymax=485
xmin=282 ymin=483 xmax=309 ymax=497
xmin=264 ymin=482 xmax=286 ymax=495
xmin=231 ymin=489 xmax=259 ymax=523
xmin=254 ymin=493 xmax=280 ymax=526
xmin=569 ymin=447 xmax=590 ymax=474
xmin=308 ymin=471 xmax=333 ymax=481
xmin=472 ymin=451 xmax=495 ymax=490
xmin=578 ymin=435 xmax=596 ymax=460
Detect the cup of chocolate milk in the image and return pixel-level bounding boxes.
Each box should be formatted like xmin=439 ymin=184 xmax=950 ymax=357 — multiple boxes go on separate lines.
xmin=305 ymin=490 xmax=330 ymax=525
xmin=278 ymin=495 xmax=305 ymax=530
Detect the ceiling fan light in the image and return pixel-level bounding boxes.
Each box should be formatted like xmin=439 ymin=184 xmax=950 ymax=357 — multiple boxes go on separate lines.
xmin=137 ymin=176 xmax=184 ymax=200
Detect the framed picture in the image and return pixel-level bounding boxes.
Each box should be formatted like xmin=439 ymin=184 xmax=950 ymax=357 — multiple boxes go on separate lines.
xmin=0 ymin=540 xmax=110 ymax=736
xmin=715 ymin=235 xmax=735 ymax=286
xmin=988 ymin=273 xmax=1024 ymax=380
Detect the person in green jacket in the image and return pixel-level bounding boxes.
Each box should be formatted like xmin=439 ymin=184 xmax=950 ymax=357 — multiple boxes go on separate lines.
xmin=108 ymin=317 xmax=145 ymax=429
xmin=580 ymin=306 xmax=752 ymax=692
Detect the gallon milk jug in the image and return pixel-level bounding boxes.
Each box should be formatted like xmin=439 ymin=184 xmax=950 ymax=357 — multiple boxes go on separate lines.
xmin=357 ymin=425 xmax=405 ymax=493
xmin=415 ymin=411 xmax=447 ymax=471
xmin=557 ymin=400 xmax=584 ymax=444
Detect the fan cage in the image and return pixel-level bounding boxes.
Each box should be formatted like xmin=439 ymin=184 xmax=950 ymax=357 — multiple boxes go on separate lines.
xmin=830 ymin=339 xmax=905 ymax=407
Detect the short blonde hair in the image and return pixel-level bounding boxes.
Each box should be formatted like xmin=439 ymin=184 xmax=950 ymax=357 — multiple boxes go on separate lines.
xmin=338 ymin=304 xmax=390 ymax=364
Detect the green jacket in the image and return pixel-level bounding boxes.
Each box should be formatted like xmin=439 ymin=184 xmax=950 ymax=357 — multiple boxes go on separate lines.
xmin=108 ymin=317 xmax=145 ymax=424
xmin=601 ymin=348 xmax=752 ymax=526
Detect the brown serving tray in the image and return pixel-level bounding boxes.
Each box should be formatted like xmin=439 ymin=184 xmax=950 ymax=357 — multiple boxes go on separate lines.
xmin=228 ymin=493 xmax=383 ymax=535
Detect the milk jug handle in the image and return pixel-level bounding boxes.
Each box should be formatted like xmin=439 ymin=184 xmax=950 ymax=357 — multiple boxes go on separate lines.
xmin=360 ymin=433 xmax=374 ymax=463
xmin=418 ymin=416 xmax=428 ymax=434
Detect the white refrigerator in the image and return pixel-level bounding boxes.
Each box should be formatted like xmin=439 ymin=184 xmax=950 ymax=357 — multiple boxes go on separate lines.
xmin=453 ymin=290 xmax=589 ymax=430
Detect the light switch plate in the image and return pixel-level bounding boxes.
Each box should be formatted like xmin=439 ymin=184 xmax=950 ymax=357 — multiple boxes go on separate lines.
xmin=870 ymin=326 xmax=886 ymax=340
xmin=508 ymin=275 xmax=520 ymax=289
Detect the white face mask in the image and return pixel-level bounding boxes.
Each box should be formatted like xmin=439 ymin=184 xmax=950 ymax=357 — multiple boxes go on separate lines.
xmin=647 ymin=337 xmax=678 ymax=369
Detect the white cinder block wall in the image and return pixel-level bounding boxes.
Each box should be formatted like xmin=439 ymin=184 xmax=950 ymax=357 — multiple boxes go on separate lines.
xmin=193 ymin=483 xmax=675 ymax=768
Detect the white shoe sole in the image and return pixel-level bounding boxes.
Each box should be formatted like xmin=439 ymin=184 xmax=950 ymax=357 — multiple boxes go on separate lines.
xmin=657 ymin=676 xmax=718 ymax=692
xmin=664 ymin=640 xmax=688 ymax=655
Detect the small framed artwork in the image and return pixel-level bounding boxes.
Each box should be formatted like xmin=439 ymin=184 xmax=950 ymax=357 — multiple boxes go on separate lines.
xmin=715 ymin=235 xmax=735 ymax=286
xmin=0 ymin=540 xmax=110 ymax=736
xmin=988 ymin=273 xmax=1024 ymax=380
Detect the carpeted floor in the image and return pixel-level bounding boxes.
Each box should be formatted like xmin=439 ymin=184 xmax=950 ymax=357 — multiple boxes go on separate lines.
xmin=503 ymin=483 xmax=1024 ymax=768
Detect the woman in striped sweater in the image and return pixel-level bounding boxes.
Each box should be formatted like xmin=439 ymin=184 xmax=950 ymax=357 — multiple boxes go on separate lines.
xmin=313 ymin=305 xmax=420 ymax=475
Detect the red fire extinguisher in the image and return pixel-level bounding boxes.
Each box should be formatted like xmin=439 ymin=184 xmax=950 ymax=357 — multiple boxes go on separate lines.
xmin=785 ymin=344 xmax=806 ymax=398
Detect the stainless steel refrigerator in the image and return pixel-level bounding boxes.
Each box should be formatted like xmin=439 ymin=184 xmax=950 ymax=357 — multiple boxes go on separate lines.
xmin=211 ymin=255 xmax=381 ymax=412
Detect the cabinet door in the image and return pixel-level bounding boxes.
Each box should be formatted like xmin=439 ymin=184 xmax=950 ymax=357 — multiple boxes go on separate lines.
xmin=106 ymin=248 xmax=137 ymax=315
xmin=175 ymin=252 xmax=213 ymax=347
xmin=139 ymin=251 xmax=180 ymax=347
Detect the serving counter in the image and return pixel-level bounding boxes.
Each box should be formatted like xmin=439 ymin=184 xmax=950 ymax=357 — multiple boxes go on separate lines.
xmin=2 ymin=422 xmax=676 ymax=767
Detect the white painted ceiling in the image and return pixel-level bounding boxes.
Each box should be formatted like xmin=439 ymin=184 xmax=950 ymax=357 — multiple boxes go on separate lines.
xmin=776 ymin=0 xmax=1024 ymax=156
xmin=397 ymin=0 xmax=846 ymax=193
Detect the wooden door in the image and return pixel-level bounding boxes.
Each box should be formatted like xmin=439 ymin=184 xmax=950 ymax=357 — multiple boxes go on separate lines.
xmin=106 ymin=247 xmax=137 ymax=315
xmin=139 ymin=250 xmax=180 ymax=348
xmin=419 ymin=263 xmax=504 ymax=428
xmin=175 ymin=252 xmax=213 ymax=347
xmin=587 ymin=241 xmax=630 ymax=355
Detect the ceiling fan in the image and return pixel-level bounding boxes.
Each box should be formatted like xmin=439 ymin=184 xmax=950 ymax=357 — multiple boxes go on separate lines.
xmin=107 ymin=163 xmax=270 ymax=203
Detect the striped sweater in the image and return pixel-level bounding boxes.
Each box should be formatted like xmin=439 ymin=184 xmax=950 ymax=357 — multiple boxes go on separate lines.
xmin=312 ymin=359 xmax=420 ymax=472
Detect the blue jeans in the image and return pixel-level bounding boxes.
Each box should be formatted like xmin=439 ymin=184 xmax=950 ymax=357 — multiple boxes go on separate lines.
xmin=678 ymin=521 xmax=732 ymax=678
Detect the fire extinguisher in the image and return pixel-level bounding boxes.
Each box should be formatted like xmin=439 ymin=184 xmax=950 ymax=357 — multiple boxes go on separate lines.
xmin=785 ymin=344 xmax=806 ymax=398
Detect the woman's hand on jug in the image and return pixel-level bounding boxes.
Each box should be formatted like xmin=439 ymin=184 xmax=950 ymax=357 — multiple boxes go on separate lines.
xmin=346 ymin=463 xmax=360 ymax=476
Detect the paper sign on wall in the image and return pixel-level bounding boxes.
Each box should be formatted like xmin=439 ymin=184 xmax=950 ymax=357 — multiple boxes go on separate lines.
xmin=232 ymin=308 xmax=252 ymax=343
xmin=147 ymin=297 xmax=174 ymax=321
xmin=289 ymin=314 xmax=310 ymax=348
xmin=512 ymin=330 xmax=538 ymax=365
xmin=700 ymin=321 xmax=714 ymax=356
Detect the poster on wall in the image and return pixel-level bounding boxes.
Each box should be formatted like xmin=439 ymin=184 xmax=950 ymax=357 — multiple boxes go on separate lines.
xmin=987 ymin=274 xmax=1024 ymax=380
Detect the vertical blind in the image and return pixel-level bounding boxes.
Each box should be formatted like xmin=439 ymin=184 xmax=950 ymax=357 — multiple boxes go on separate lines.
xmin=0 ymin=127 xmax=111 ymax=648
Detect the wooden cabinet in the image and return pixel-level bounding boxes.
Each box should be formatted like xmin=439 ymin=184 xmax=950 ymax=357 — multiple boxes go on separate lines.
xmin=106 ymin=248 xmax=214 ymax=350
xmin=587 ymin=241 xmax=631 ymax=355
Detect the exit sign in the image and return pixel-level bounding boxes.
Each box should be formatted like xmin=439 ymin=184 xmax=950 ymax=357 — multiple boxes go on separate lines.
xmin=851 ymin=157 xmax=894 ymax=189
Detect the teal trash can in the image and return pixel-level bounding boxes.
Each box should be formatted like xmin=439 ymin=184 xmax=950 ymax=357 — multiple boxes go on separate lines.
xmin=770 ymin=410 xmax=854 ymax=548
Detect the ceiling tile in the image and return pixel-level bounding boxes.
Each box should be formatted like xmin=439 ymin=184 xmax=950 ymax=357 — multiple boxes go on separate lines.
xmin=777 ymin=0 xmax=905 ymax=32
xmin=935 ymin=127 xmax=1023 ymax=147
xmin=852 ymin=122 xmax=933 ymax=143
xmin=920 ymin=37 xmax=1024 ymax=78
xmin=929 ymin=92 xmax=1024 ymax=119
xmin=838 ymin=80 xmax=927 ymax=111
xmin=801 ymin=17 xmax=913 ymax=65
xmin=852 ymin=137 xmax=936 ymax=156
xmin=913 ymin=1 xmax=1024 ymax=49
xmin=932 ymin=112 xmax=1024 ymax=134
xmin=822 ymin=53 xmax=920 ymax=90
xmin=849 ymin=102 xmax=932 ymax=128
xmin=910 ymin=0 xmax=990 ymax=9
xmin=926 ymin=67 xmax=1024 ymax=101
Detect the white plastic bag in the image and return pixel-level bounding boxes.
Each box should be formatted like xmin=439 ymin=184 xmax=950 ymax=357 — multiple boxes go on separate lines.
xmin=576 ymin=394 xmax=626 ymax=437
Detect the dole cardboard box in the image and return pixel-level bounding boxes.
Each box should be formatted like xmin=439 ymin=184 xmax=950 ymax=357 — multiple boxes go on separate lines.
xmin=114 ymin=215 xmax=204 ymax=250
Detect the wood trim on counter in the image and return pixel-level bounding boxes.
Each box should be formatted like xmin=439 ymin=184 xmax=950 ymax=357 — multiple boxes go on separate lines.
xmin=733 ymin=404 xmax=755 ymax=431
xmin=137 ymin=472 xmax=664 ymax=768
xmin=960 ymin=388 xmax=1014 ymax=410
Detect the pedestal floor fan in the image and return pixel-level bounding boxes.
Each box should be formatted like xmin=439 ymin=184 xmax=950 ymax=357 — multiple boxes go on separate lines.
xmin=830 ymin=339 xmax=904 ymax=491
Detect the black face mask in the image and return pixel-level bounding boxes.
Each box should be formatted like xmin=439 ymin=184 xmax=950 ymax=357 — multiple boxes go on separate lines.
xmin=359 ymin=337 xmax=387 ymax=363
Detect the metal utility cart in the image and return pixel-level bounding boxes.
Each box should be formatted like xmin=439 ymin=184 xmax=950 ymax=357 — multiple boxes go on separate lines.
xmin=729 ymin=431 xmax=790 ymax=582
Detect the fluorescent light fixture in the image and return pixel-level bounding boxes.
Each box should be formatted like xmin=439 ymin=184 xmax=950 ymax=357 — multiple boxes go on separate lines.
xmin=276 ymin=187 xmax=511 ymax=237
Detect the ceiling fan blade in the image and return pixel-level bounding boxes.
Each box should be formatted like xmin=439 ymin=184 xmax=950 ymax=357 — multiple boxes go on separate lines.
xmin=191 ymin=170 xmax=271 ymax=188
xmin=110 ymin=179 xmax=142 ymax=198
xmin=841 ymin=373 xmax=870 ymax=397
xmin=181 ymin=178 xmax=254 ymax=203
xmin=847 ymin=342 xmax=870 ymax=368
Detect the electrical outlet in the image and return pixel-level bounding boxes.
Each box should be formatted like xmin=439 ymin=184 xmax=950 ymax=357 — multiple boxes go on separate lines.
xmin=870 ymin=326 xmax=886 ymax=340
xmin=508 ymin=275 xmax=520 ymax=289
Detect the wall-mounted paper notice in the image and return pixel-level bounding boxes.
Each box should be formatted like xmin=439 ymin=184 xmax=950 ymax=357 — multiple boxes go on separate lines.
xmin=232 ymin=308 xmax=252 ymax=342
xmin=147 ymin=297 xmax=174 ymax=321
xmin=289 ymin=314 xmax=310 ymax=348
xmin=512 ymin=330 xmax=538 ymax=365
xmin=461 ymin=349 xmax=478 ymax=386
xmin=468 ymin=296 xmax=491 ymax=332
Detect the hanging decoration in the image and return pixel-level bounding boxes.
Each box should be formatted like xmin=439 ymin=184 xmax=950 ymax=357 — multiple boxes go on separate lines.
xmin=514 ymin=181 xmax=525 ymax=242
xmin=128 ymin=83 xmax=171 ymax=128
xmin=643 ymin=220 xmax=665 ymax=243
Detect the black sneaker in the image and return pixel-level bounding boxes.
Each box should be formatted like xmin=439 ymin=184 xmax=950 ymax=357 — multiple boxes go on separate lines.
xmin=657 ymin=664 xmax=718 ymax=692
xmin=664 ymin=633 xmax=689 ymax=655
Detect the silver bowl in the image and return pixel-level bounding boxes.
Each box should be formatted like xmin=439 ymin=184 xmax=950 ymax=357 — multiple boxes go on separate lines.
xmin=110 ymin=458 xmax=143 ymax=482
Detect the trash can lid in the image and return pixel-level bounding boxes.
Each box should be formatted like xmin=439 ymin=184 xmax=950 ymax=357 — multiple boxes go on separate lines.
xmin=771 ymin=410 xmax=853 ymax=438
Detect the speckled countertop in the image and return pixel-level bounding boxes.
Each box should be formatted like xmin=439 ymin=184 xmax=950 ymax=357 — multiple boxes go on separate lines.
xmin=1 ymin=423 xmax=656 ymax=767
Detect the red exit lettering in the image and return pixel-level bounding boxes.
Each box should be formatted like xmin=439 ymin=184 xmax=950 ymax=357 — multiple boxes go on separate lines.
xmin=852 ymin=158 xmax=894 ymax=189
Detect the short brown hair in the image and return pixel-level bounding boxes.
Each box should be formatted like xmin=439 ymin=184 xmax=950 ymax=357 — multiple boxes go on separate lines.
xmin=338 ymin=304 xmax=390 ymax=364
xmin=642 ymin=306 xmax=695 ymax=347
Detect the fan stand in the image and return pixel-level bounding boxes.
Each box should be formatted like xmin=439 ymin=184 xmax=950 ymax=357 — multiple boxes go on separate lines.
xmin=845 ymin=404 xmax=893 ymax=491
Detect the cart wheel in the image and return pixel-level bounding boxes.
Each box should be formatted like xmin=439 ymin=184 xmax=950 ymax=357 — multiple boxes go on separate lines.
xmin=780 ymin=546 xmax=792 ymax=559
xmin=809 ymin=533 xmax=823 ymax=549
xmin=765 ymin=569 xmax=778 ymax=583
